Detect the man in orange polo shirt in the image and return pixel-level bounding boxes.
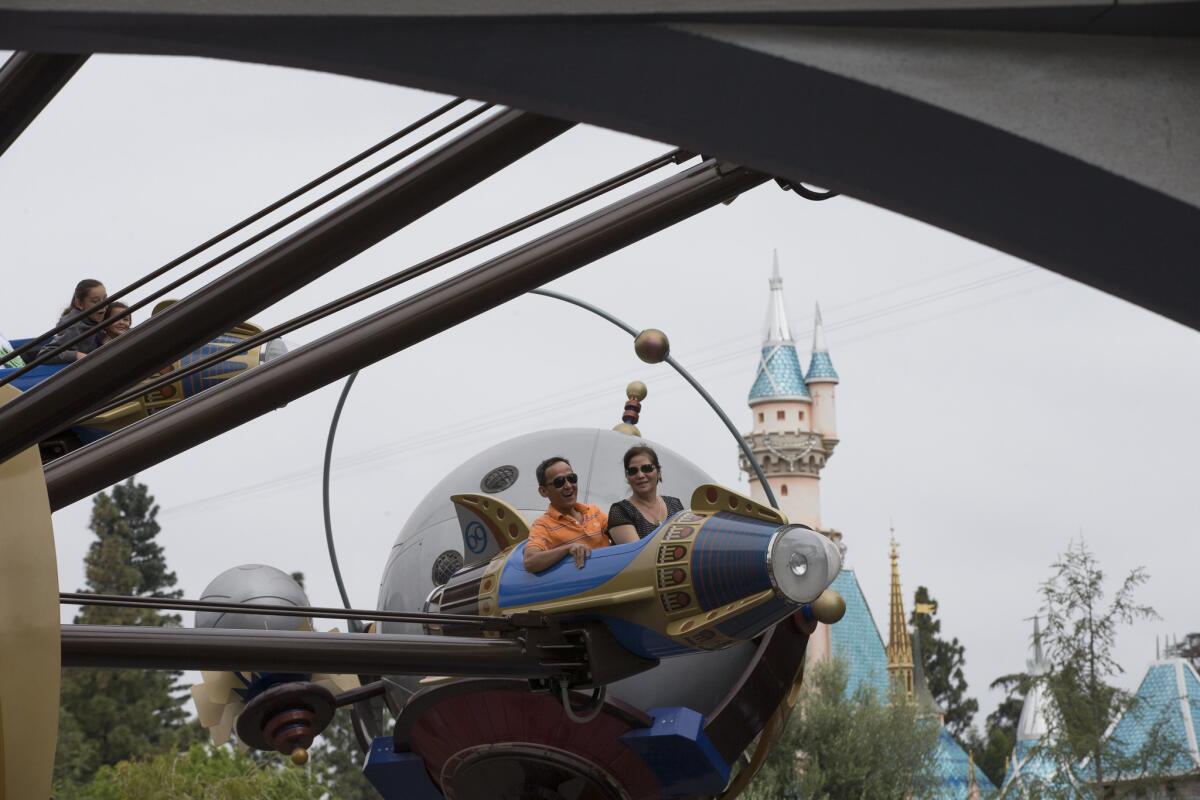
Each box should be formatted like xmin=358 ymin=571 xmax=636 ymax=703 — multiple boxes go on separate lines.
xmin=524 ymin=456 xmax=638 ymax=573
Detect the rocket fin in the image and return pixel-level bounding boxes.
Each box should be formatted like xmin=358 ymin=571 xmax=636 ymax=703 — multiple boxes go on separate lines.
xmin=689 ymin=484 xmax=788 ymax=525
xmin=451 ymin=493 xmax=528 ymax=567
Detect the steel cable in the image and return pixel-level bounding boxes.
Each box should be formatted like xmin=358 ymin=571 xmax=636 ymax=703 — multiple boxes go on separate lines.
xmin=1 ymin=100 xmax=489 ymax=385
xmin=74 ymin=147 xmax=692 ymax=422
xmin=0 ymin=97 xmax=467 ymax=376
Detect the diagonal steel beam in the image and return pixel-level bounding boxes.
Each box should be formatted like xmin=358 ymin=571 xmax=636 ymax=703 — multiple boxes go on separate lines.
xmin=0 ymin=51 xmax=88 ymax=159
xmin=0 ymin=109 xmax=573 ymax=464
xmin=45 ymin=159 xmax=767 ymax=510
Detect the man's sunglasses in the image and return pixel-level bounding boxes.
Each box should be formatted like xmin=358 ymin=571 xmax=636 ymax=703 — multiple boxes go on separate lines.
xmin=547 ymin=473 xmax=579 ymax=489
xmin=626 ymin=464 xmax=658 ymax=476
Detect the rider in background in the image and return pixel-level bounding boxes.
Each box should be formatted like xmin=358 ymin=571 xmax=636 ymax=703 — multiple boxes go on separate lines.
xmin=98 ymin=302 xmax=132 ymax=345
xmin=36 ymin=279 xmax=108 ymax=363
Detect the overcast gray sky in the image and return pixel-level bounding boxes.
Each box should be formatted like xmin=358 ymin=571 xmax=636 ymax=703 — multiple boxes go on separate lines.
xmin=4 ymin=53 xmax=1195 ymax=724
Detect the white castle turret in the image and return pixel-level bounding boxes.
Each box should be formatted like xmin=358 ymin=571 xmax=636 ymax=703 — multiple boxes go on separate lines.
xmin=807 ymin=303 xmax=839 ymax=441
xmin=739 ymin=252 xmax=839 ymax=531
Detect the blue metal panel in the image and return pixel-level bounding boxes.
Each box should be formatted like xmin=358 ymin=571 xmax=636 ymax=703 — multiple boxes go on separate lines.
xmin=0 ymin=362 xmax=67 ymax=392
xmin=363 ymin=738 xmax=443 ymax=800
xmin=692 ymin=512 xmax=776 ymax=611
xmin=715 ymin=595 xmax=791 ymax=640
xmin=497 ymin=538 xmax=649 ymax=609
xmin=620 ymin=706 xmax=730 ymax=797
xmin=593 ymin=615 xmax=693 ymax=659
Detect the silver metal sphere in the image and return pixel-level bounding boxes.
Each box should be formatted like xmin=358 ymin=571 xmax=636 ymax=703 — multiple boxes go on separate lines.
xmin=196 ymin=564 xmax=310 ymax=632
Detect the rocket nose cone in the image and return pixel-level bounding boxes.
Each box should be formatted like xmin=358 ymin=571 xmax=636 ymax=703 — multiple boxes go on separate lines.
xmin=767 ymin=526 xmax=843 ymax=604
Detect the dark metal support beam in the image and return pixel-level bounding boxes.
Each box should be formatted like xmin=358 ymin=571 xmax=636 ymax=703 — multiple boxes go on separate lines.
xmin=60 ymin=624 xmax=562 ymax=677
xmin=45 ymin=159 xmax=766 ymax=510
xmin=0 ymin=51 xmax=88 ymax=159
xmin=0 ymin=109 xmax=573 ymax=463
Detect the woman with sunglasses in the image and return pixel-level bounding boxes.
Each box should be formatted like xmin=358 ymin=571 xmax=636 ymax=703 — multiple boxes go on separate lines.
xmin=607 ymin=445 xmax=684 ymax=541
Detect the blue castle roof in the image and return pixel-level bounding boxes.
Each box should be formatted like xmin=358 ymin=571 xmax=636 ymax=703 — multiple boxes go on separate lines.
xmin=1105 ymin=659 xmax=1200 ymax=779
xmin=749 ymin=343 xmax=811 ymax=404
xmin=1005 ymin=658 xmax=1200 ymax=795
xmin=749 ymin=255 xmax=812 ymax=405
xmin=932 ymin=727 xmax=997 ymax=798
xmin=805 ymin=304 xmax=839 ymax=384
xmin=828 ymin=568 xmax=890 ymax=700
xmin=806 ymin=350 xmax=839 ymax=383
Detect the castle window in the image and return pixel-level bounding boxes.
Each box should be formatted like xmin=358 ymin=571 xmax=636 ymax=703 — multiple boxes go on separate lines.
xmin=757 ymin=412 xmax=763 ymax=423
xmin=799 ymin=410 xmax=805 ymax=421
xmin=781 ymin=484 xmax=789 ymax=496
xmin=776 ymin=410 xmax=786 ymax=421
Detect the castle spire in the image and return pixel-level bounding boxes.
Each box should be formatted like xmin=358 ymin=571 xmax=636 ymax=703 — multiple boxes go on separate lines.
xmin=748 ymin=252 xmax=809 ymax=405
xmin=806 ymin=302 xmax=839 ymax=384
xmin=1016 ymin=615 xmax=1051 ymax=743
xmin=968 ymin=751 xmax=981 ymax=799
xmin=886 ymin=531 xmax=914 ymax=699
xmin=764 ymin=249 xmax=794 ymax=344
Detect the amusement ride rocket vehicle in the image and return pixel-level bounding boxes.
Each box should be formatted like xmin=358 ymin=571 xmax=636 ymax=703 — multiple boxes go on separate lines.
xmin=182 ymin=433 xmax=848 ymax=799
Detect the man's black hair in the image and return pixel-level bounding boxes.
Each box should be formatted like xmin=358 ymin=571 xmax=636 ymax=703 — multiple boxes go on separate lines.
xmin=536 ymin=456 xmax=570 ymax=487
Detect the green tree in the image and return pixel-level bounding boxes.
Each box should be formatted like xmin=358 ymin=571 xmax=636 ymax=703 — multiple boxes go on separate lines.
xmin=312 ymin=707 xmax=382 ymax=799
xmin=910 ymin=585 xmax=978 ymax=741
xmin=55 ymin=479 xmax=199 ymax=790
xmin=969 ymin=672 xmax=1031 ymax=787
xmin=65 ymin=744 xmax=323 ymax=800
xmin=289 ymin=568 xmax=382 ymax=798
xmin=745 ymin=659 xmax=941 ymax=800
xmin=1167 ymin=632 xmax=1200 ymax=672
xmin=1023 ymin=539 xmax=1188 ymax=798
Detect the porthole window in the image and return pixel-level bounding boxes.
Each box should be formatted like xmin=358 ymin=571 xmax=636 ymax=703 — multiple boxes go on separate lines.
xmin=480 ymin=465 xmax=519 ymax=493
xmin=431 ymin=550 xmax=464 ymax=585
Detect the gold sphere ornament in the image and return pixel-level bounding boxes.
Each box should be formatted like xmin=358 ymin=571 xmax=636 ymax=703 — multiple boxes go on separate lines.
xmin=613 ymin=422 xmax=641 ymax=436
xmin=634 ymin=329 xmax=670 ymax=364
xmin=290 ymin=747 xmax=309 ymax=767
xmin=810 ymin=589 xmax=847 ymax=625
xmin=626 ymin=380 xmax=648 ymax=401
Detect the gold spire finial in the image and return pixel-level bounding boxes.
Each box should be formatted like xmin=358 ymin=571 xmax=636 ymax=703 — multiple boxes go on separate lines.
xmin=967 ymin=750 xmax=980 ymax=799
xmin=886 ymin=528 xmax=914 ymax=700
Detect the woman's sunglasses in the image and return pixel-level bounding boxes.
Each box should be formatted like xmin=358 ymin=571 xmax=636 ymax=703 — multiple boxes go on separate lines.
xmin=625 ymin=464 xmax=658 ymax=476
xmin=548 ymin=473 xmax=579 ymax=489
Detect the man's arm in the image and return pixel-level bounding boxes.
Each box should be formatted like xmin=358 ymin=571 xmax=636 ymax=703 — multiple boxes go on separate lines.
xmin=524 ymin=541 xmax=589 ymax=572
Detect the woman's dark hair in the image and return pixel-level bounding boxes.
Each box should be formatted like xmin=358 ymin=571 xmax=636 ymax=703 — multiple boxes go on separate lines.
xmin=623 ymin=444 xmax=662 ymax=481
xmin=105 ymin=302 xmax=129 ymax=317
xmin=62 ymin=279 xmax=104 ymax=316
